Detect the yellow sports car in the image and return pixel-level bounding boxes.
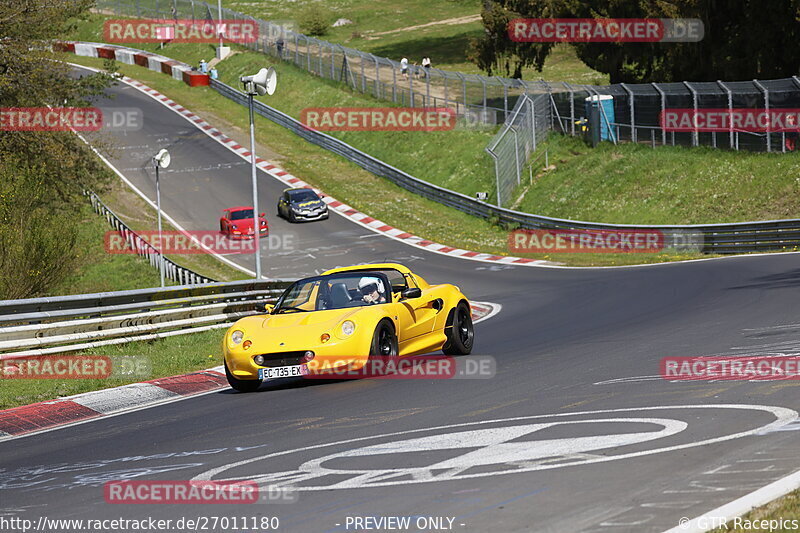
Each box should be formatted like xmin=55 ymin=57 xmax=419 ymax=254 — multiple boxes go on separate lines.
xmin=223 ymin=263 xmax=474 ymax=392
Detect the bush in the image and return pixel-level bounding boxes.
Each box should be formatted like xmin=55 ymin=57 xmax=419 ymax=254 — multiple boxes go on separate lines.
xmin=0 ymin=161 xmax=80 ymax=299
xmin=299 ymin=7 xmax=331 ymax=36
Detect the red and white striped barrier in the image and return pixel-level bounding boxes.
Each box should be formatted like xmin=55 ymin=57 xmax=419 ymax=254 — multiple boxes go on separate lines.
xmin=55 ymin=41 xmax=209 ymax=86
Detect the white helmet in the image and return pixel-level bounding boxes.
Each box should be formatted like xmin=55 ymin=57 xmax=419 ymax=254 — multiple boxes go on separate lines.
xmin=358 ymin=276 xmax=385 ymax=295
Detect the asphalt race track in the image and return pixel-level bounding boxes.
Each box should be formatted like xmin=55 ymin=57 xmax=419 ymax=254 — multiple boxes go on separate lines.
xmin=1 ymin=69 xmax=799 ymax=533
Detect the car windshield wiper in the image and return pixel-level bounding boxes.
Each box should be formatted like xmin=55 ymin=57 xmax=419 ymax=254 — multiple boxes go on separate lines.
xmin=275 ymin=306 xmax=310 ymax=314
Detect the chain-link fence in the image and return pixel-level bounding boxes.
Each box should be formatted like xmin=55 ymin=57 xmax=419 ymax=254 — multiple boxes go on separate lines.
xmin=93 ymin=0 xmax=800 ymax=213
xmin=549 ymin=79 xmax=800 ymax=153
xmin=485 ymin=93 xmax=550 ymax=207
xmin=94 ymin=0 xmax=547 ymax=123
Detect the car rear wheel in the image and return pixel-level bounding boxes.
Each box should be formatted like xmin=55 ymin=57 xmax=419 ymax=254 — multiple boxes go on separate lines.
xmin=225 ymin=361 xmax=261 ymax=392
xmin=443 ymin=302 xmax=474 ymax=355
xmin=369 ymin=320 xmax=398 ymax=358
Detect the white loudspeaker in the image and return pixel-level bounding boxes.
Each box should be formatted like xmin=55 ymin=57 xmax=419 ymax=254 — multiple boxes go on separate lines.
xmin=153 ymin=148 xmax=171 ymax=169
xmin=241 ymin=67 xmax=277 ymax=96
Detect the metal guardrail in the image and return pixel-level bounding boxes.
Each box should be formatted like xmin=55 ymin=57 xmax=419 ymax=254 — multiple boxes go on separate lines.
xmin=0 ymin=280 xmax=291 ymax=357
xmin=88 ymin=191 xmax=216 ymax=285
xmin=210 ymin=80 xmax=800 ymax=254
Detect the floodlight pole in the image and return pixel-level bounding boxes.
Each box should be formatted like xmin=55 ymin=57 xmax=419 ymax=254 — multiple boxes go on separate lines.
xmin=247 ymin=91 xmax=262 ymax=279
xmin=154 ymin=161 xmax=165 ymax=287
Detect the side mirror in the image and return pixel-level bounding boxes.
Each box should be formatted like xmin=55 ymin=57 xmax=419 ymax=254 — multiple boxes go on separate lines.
xmin=263 ymin=303 xmax=274 ymax=314
xmin=401 ymin=288 xmax=422 ymax=300
xmin=260 ymin=212 xmax=266 ymax=217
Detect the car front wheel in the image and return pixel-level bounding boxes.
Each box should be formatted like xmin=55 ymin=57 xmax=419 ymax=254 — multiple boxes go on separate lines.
xmin=369 ymin=320 xmax=398 ymax=358
xmin=225 ymin=361 xmax=261 ymax=392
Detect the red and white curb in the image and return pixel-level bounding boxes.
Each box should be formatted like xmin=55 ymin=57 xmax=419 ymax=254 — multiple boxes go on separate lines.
xmin=0 ymin=369 xmax=227 ymax=440
xmin=0 ymin=302 xmax=498 ymax=441
xmin=62 ymin=41 xmax=549 ymax=268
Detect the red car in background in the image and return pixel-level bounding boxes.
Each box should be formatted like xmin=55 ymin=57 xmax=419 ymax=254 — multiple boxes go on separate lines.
xmin=219 ymin=207 xmax=268 ymax=239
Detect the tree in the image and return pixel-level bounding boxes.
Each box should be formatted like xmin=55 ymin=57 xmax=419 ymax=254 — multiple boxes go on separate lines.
xmin=470 ymin=0 xmax=800 ymax=83
xmin=0 ymin=0 xmax=116 ymax=298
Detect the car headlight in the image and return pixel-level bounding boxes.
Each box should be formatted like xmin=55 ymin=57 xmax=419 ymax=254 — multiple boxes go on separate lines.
xmin=340 ymin=320 xmax=355 ymax=337
xmin=231 ymin=330 xmax=244 ymax=344
xmin=231 ymin=224 xmax=238 ymax=230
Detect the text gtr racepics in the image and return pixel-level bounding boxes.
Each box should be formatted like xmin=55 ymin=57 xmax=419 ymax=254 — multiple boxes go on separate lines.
xmin=223 ymin=263 xmax=474 ymax=392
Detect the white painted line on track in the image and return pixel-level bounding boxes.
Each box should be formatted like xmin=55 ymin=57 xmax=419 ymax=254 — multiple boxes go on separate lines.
xmin=663 ymin=469 xmax=800 ymax=533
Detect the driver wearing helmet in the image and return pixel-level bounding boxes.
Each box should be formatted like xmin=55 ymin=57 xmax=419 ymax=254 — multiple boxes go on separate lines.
xmin=359 ymin=276 xmax=386 ymax=304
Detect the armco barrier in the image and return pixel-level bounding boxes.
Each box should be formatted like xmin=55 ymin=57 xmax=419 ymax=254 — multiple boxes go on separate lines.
xmin=210 ymin=79 xmax=800 ymax=254
xmin=62 ymin=43 xmax=800 ymax=254
xmin=88 ymin=191 xmax=215 ymax=285
xmin=0 ymin=280 xmax=291 ymax=358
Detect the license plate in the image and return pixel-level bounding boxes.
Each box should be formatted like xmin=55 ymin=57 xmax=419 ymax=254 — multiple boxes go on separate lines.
xmin=258 ymin=365 xmax=308 ymax=380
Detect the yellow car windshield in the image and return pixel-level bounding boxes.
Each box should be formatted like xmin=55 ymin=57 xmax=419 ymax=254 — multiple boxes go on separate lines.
xmin=274 ymin=273 xmax=391 ymax=313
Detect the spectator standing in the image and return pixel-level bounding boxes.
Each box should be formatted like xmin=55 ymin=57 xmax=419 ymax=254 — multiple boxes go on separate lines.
xmin=209 ymin=66 xmax=218 ymax=80
xmin=199 ymin=59 xmax=208 ymax=74
xmin=400 ymin=57 xmax=408 ymax=79
xmin=421 ymin=55 xmax=431 ymax=77
xmin=276 ymin=37 xmax=284 ymax=58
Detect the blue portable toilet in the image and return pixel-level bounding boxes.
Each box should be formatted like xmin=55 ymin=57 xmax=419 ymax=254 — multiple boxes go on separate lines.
xmin=584 ymin=95 xmax=615 ymax=142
